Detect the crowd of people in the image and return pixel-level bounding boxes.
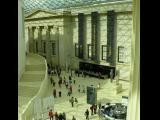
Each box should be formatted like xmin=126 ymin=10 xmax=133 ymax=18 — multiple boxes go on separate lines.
xmin=48 ymin=109 xmax=67 ymax=120
xmin=47 ymin=65 xmax=105 ymax=120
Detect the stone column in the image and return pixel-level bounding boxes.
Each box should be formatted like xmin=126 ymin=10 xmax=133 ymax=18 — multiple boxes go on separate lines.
xmin=45 ymin=26 xmax=52 ymax=64
xmin=28 ymin=26 xmax=34 ymax=53
xmin=83 ymin=16 xmax=87 ymax=60
xmin=37 ymin=26 xmax=42 ymax=55
xmin=56 ymin=27 xmax=60 ymax=66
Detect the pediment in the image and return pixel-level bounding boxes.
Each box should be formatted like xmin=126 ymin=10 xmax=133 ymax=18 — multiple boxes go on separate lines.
xmin=25 ymin=9 xmax=58 ymax=19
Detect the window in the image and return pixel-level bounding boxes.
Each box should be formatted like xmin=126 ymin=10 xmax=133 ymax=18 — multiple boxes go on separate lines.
xmin=88 ymin=44 xmax=92 ymax=59
xmin=118 ymin=46 xmax=124 ymax=63
xmin=102 ymin=45 xmax=107 ymax=60
xmin=52 ymin=42 xmax=56 ymax=55
xmin=75 ymin=43 xmax=78 ymax=57
xmin=36 ymin=41 xmax=38 ymax=53
xmin=43 ymin=42 xmax=46 ymax=53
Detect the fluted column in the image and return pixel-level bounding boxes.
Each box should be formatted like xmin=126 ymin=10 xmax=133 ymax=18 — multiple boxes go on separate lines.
xmin=45 ymin=26 xmax=52 ymax=64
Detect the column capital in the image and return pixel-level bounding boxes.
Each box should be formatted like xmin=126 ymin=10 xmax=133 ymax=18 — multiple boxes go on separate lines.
xmin=36 ymin=26 xmax=40 ymax=29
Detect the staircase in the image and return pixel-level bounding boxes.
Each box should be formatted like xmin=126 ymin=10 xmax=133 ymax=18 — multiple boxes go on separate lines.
xmin=18 ymin=53 xmax=47 ymax=120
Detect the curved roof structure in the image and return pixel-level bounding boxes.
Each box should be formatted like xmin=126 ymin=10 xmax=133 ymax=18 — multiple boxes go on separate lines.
xmin=24 ymin=0 xmax=129 ymax=14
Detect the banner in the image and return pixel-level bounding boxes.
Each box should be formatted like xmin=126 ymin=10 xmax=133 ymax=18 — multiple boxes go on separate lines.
xmin=78 ymin=13 xmax=84 ymax=58
xmin=91 ymin=12 xmax=98 ymax=61
xmin=107 ymin=10 xmax=115 ymax=65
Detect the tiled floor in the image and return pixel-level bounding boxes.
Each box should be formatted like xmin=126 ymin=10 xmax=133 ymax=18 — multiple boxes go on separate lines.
xmin=44 ymin=71 xmax=130 ymax=120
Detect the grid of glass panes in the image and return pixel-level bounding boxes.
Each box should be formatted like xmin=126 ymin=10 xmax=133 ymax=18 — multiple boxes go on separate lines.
xmin=88 ymin=44 xmax=92 ymax=58
xmin=118 ymin=46 xmax=124 ymax=63
xmin=102 ymin=45 xmax=107 ymax=60
xmin=24 ymin=0 xmax=125 ymax=14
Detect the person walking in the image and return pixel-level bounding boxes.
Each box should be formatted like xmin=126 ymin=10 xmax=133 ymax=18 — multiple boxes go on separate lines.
xmin=67 ymin=88 xmax=71 ymax=96
xmin=59 ymin=113 xmax=63 ymax=120
xmin=70 ymin=97 xmax=74 ymax=107
xmin=75 ymin=98 xmax=78 ymax=104
xmin=85 ymin=109 xmax=89 ymax=120
xmin=50 ymin=77 xmax=53 ymax=84
xmin=53 ymin=80 xmax=55 ymax=87
xmin=53 ymin=88 xmax=56 ymax=98
xmin=78 ymin=84 xmax=81 ymax=93
xmin=98 ymin=102 xmax=102 ymax=109
xmin=110 ymin=69 xmax=114 ymax=83
xmin=48 ymin=109 xmax=54 ymax=120
xmin=93 ymin=104 xmax=97 ymax=114
xmin=75 ymin=98 xmax=78 ymax=107
xmin=72 ymin=116 xmax=76 ymax=120
xmin=55 ymin=112 xmax=58 ymax=120
xmin=70 ymin=85 xmax=72 ymax=94
xmin=82 ymin=85 xmax=85 ymax=93
xmin=59 ymin=90 xmax=62 ymax=97
xmin=58 ymin=80 xmax=61 ymax=88
xmin=62 ymin=112 xmax=66 ymax=120
xmin=90 ymin=104 xmax=94 ymax=115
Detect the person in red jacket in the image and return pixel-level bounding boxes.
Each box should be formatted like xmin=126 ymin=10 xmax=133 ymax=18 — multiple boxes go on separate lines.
xmin=48 ymin=109 xmax=54 ymax=120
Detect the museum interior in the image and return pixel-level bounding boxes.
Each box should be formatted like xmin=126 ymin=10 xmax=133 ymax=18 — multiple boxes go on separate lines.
xmin=18 ymin=0 xmax=139 ymax=120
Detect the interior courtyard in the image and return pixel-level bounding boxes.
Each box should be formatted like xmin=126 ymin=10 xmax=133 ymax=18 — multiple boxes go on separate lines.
xmin=18 ymin=0 xmax=139 ymax=120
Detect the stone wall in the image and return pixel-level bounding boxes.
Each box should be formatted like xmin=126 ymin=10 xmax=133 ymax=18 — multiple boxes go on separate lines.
xmin=25 ymin=1 xmax=132 ymax=81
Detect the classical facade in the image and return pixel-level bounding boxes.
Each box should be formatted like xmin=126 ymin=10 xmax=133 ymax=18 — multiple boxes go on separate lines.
xmin=25 ymin=1 xmax=132 ymax=81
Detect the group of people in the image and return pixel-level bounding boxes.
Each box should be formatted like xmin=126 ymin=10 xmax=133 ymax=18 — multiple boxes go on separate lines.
xmin=69 ymin=97 xmax=78 ymax=107
xmin=78 ymin=84 xmax=85 ymax=93
xmin=48 ymin=110 xmax=66 ymax=120
xmin=84 ymin=102 xmax=102 ymax=120
xmin=90 ymin=104 xmax=98 ymax=115
xmin=48 ymin=65 xmax=107 ymax=120
xmin=48 ymin=65 xmax=62 ymax=76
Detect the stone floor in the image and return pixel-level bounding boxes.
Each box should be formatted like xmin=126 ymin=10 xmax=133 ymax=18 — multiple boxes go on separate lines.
xmin=43 ymin=71 xmax=130 ymax=120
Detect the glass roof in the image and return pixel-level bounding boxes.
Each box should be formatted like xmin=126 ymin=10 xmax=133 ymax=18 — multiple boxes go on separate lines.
xmin=24 ymin=0 xmax=128 ymax=14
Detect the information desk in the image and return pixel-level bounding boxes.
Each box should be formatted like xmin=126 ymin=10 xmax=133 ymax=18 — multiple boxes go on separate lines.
xmin=79 ymin=61 xmax=115 ymax=79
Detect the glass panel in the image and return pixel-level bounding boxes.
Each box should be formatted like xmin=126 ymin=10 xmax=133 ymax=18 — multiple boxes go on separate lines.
xmin=24 ymin=0 xmax=128 ymax=14
xmin=118 ymin=46 xmax=124 ymax=63
xmin=102 ymin=45 xmax=107 ymax=60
